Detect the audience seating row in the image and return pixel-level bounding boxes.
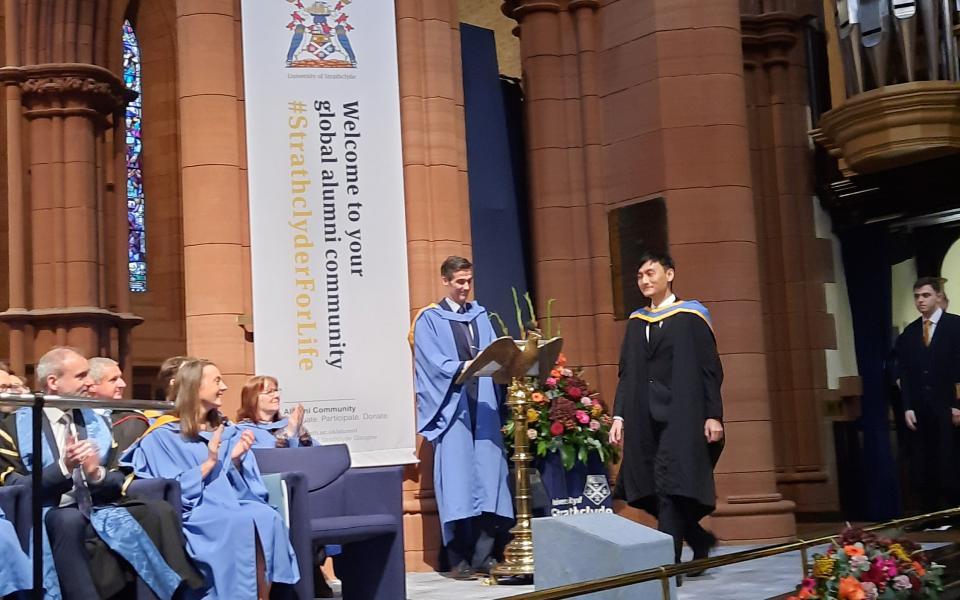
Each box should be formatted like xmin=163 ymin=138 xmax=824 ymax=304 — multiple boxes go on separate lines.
xmin=0 ymin=444 xmax=406 ymax=600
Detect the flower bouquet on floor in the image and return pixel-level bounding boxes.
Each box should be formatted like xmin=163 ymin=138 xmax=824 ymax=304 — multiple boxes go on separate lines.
xmin=788 ymin=527 xmax=943 ymax=600
xmin=502 ymin=352 xmax=620 ymax=470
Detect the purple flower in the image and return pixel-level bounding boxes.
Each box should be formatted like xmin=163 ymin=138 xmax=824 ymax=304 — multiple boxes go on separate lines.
xmin=892 ymin=575 xmax=911 ymax=591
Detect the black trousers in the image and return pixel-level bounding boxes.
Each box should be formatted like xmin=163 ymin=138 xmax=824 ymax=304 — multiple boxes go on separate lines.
xmin=656 ymin=494 xmax=714 ymax=564
xmin=446 ymin=512 xmax=504 ymax=570
xmin=45 ymin=500 xmax=202 ymax=600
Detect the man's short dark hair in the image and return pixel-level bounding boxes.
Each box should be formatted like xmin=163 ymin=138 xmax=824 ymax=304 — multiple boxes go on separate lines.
xmin=441 ymin=256 xmax=473 ymax=280
xmin=637 ymin=250 xmax=675 ymax=272
xmin=914 ymin=276 xmax=943 ymax=293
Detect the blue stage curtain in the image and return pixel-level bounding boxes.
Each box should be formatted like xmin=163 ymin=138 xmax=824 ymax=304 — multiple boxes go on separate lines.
xmin=460 ymin=24 xmax=531 ymax=337
xmin=838 ymin=224 xmax=901 ymax=520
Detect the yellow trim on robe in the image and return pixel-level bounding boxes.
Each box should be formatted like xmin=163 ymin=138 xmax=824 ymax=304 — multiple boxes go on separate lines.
xmin=142 ymin=410 xmax=164 ymax=419
xmin=139 ymin=414 xmax=180 ymax=440
xmin=0 ymin=448 xmax=19 ymax=458
xmin=0 ymin=466 xmax=14 ymax=485
xmin=120 ymin=472 xmax=136 ymax=497
xmin=0 ymin=427 xmax=15 ymax=449
xmin=629 ymin=307 xmax=714 ymax=333
xmin=407 ymin=303 xmax=440 ymax=348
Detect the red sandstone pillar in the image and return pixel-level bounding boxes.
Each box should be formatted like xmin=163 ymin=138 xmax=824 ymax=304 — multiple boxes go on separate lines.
xmin=175 ymin=0 xmax=252 ymax=414
xmin=506 ymin=0 xmax=797 ymax=543
xmin=396 ymin=0 xmax=474 ymax=571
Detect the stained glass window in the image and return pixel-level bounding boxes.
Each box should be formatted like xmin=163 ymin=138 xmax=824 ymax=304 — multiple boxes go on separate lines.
xmin=123 ymin=20 xmax=147 ymax=292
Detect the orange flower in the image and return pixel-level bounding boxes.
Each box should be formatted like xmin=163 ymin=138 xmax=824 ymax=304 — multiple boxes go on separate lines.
xmin=531 ymin=392 xmax=546 ymax=404
xmin=550 ymin=368 xmax=562 ymax=378
xmin=843 ymin=544 xmax=865 ymax=557
xmin=838 ymin=576 xmax=865 ymax=600
xmin=556 ymin=353 xmax=567 ymax=366
xmin=797 ymin=588 xmax=816 ymax=600
xmin=913 ymin=561 xmax=926 ymax=577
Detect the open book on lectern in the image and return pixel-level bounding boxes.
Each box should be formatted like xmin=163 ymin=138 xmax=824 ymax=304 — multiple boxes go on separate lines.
xmin=455 ymin=336 xmax=563 ymax=385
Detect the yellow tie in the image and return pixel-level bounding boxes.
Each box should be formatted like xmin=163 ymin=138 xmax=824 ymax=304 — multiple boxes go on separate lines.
xmin=923 ymin=319 xmax=932 ymax=347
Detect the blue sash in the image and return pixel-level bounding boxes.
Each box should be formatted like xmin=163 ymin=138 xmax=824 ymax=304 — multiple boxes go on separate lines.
xmin=15 ymin=408 xmax=182 ymax=599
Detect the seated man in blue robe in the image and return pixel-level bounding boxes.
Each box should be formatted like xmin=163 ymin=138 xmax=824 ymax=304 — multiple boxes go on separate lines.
xmin=412 ymin=256 xmax=514 ymax=579
xmin=0 ymin=347 xmax=202 ymax=600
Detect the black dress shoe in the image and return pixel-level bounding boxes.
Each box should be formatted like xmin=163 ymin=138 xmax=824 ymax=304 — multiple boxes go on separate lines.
xmin=688 ymin=531 xmax=718 ymax=577
xmin=446 ymin=561 xmax=478 ymax=580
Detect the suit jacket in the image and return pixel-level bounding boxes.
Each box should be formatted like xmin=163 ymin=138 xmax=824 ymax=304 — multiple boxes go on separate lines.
xmin=0 ymin=410 xmax=125 ymax=506
xmin=896 ymin=312 xmax=960 ymax=415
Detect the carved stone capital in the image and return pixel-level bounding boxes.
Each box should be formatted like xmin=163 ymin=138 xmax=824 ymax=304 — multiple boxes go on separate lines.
xmin=741 ymin=12 xmax=803 ymax=64
xmin=18 ymin=63 xmax=133 ymax=115
xmin=501 ymin=0 xmax=562 ymax=22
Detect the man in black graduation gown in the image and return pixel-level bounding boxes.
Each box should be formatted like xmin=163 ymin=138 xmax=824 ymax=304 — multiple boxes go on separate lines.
xmin=88 ymin=357 xmax=149 ymax=454
xmin=896 ymin=277 xmax=960 ymax=512
xmin=609 ymin=251 xmax=724 ymax=574
xmin=0 ymin=347 xmax=202 ymax=600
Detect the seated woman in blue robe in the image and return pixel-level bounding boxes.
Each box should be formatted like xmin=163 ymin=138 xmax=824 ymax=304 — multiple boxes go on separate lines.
xmin=0 ymin=505 xmax=31 ymax=597
xmin=234 ymin=375 xmax=315 ymax=448
xmin=235 ymin=375 xmax=339 ymax=598
xmin=122 ymin=359 xmax=300 ymax=600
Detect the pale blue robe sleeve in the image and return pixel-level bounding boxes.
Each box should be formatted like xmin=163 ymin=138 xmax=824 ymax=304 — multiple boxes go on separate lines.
xmin=413 ymin=310 xmax=465 ymax=441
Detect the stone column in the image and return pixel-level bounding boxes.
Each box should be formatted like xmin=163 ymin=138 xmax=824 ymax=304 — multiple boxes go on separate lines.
xmin=175 ymin=0 xmax=253 ymax=415
xmin=742 ymin=12 xmax=838 ymax=513
xmin=396 ymin=0 xmax=473 ymax=571
xmin=507 ymin=0 xmax=796 ymax=543
xmin=0 ymin=0 xmax=144 ymax=370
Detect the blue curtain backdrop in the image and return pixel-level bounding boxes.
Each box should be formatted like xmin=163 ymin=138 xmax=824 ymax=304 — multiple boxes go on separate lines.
xmin=839 ymin=224 xmax=901 ymax=520
xmin=459 ymin=24 xmax=531 ymax=337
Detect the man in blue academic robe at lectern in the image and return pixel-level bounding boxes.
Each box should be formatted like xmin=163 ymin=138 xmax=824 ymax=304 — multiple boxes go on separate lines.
xmin=412 ymin=256 xmax=514 ymax=580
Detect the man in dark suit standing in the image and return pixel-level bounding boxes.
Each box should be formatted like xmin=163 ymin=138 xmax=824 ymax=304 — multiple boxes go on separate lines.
xmin=896 ymin=277 xmax=960 ymax=512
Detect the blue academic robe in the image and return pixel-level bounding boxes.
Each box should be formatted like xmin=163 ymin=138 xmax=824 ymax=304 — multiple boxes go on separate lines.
xmin=413 ymin=302 xmax=513 ymax=544
xmin=122 ymin=422 xmax=300 ymax=600
xmin=0 ymin=505 xmax=31 ymax=596
xmin=235 ymin=418 xmax=315 ymax=448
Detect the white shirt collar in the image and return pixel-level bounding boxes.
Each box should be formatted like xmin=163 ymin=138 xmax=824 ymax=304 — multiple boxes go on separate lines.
xmin=444 ymin=297 xmax=465 ymax=312
xmin=43 ymin=407 xmax=68 ymax=423
xmin=927 ymin=308 xmax=943 ymax=324
xmin=651 ymin=294 xmax=677 ymax=310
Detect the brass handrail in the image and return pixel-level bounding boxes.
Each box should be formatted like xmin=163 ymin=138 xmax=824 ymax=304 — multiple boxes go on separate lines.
xmin=504 ymin=506 xmax=960 ymax=600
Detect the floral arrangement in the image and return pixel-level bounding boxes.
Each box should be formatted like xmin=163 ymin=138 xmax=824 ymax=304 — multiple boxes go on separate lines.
xmin=788 ymin=527 xmax=943 ymax=600
xmin=503 ymin=353 xmax=620 ymax=470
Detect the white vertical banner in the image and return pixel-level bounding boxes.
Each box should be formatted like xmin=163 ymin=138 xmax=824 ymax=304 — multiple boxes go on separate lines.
xmin=240 ymin=0 xmax=415 ymax=466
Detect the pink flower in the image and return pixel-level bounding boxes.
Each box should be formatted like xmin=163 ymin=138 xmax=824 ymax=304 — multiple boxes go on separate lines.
xmin=561 ymin=368 xmax=573 ymax=377
xmin=589 ymin=419 xmax=601 ymax=431
xmin=567 ymin=387 xmax=583 ymax=399
xmin=527 ymin=428 xmax=538 ymax=440
xmin=581 ymin=397 xmax=593 ymax=407
xmin=550 ymin=421 xmax=564 ymax=436
xmin=545 ymin=377 xmax=558 ymax=386
xmin=891 ymin=575 xmax=911 ymax=591
xmin=575 ymin=410 xmax=590 ymax=425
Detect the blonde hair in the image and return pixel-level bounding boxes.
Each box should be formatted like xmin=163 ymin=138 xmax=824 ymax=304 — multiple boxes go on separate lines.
xmin=237 ymin=375 xmax=279 ymax=423
xmin=169 ymin=358 xmax=223 ymax=438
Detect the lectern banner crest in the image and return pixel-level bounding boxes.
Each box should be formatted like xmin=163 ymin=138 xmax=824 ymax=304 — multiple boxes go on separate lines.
xmin=240 ymin=0 xmax=415 ymax=466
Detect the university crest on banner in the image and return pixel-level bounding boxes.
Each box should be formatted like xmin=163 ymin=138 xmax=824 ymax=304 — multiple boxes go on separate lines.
xmin=284 ymin=0 xmax=358 ymax=68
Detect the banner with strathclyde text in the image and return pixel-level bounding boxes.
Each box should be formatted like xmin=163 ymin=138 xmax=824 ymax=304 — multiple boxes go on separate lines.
xmin=240 ymin=0 xmax=415 ymax=466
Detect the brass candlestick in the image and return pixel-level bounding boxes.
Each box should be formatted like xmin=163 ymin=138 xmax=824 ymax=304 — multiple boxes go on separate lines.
xmin=491 ymin=376 xmax=536 ymax=582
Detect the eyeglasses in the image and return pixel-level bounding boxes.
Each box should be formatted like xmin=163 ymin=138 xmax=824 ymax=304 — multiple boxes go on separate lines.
xmin=0 ymin=385 xmax=28 ymax=394
xmin=259 ymin=389 xmax=281 ymax=396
